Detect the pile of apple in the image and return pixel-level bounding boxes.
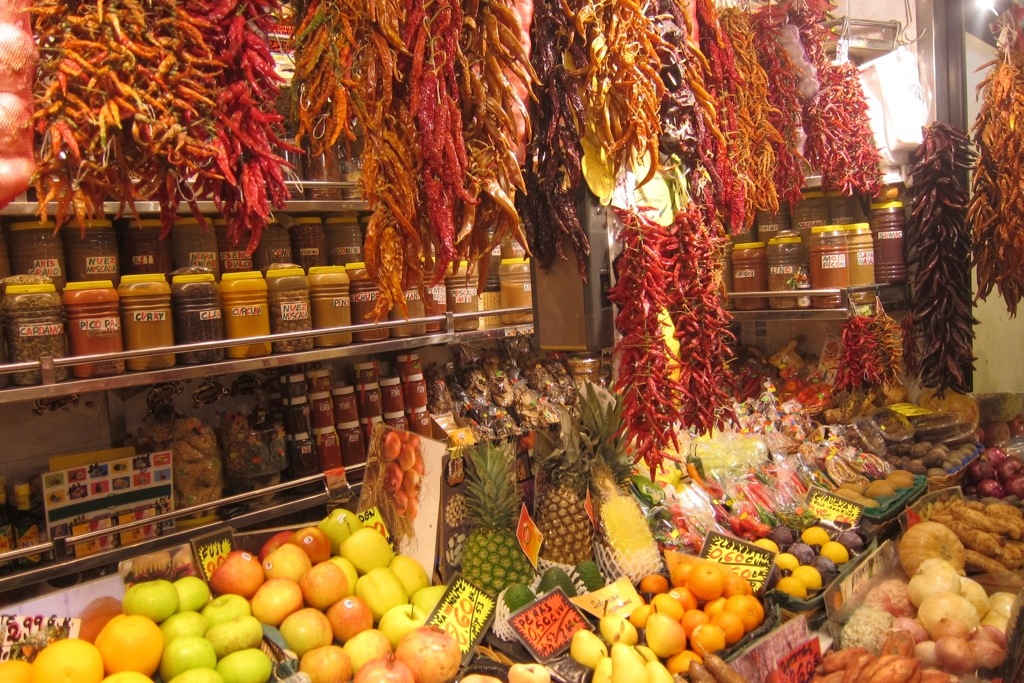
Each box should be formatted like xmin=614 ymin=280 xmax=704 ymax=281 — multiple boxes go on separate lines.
xmin=568 ymin=615 xmax=677 ymax=683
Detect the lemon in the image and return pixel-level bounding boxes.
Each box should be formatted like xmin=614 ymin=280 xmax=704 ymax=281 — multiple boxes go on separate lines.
xmin=752 ymin=538 xmax=780 ymax=553
xmin=775 ymin=576 xmax=808 ymax=598
xmin=820 ymin=541 xmax=850 ymax=565
xmin=791 ymin=566 xmax=823 ymax=591
xmin=800 ymin=526 xmax=831 ymax=546
xmin=775 ymin=553 xmax=800 ymax=571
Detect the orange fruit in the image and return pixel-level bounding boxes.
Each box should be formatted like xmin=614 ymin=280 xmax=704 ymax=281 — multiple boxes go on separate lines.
xmin=669 ymin=587 xmax=698 ymax=613
xmin=670 ymin=562 xmax=695 ymax=588
xmin=30 ymin=638 xmax=104 ymax=683
xmin=0 ymin=660 xmax=31 ymax=683
xmin=95 ymin=614 xmax=164 ymax=676
xmin=690 ymin=623 xmax=727 ymax=657
xmin=640 ymin=573 xmax=670 ymax=594
xmin=724 ymin=595 xmax=765 ymax=633
xmin=666 ymin=650 xmax=703 ymax=675
xmin=629 ymin=604 xmax=654 ymax=629
xmin=711 ymin=611 xmax=746 ymax=645
xmin=703 ymin=597 xmax=728 ymax=618
xmin=688 ymin=563 xmax=727 ymax=602
xmin=723 ymin=573 xmax=754 ymax=597
xmin=651 ymin=593 xmax=685 ymax=621
xmin=680 ymin=609 xmax=710 ymax=637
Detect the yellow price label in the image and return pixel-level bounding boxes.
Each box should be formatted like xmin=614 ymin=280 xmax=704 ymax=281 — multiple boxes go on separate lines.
xmin=887 ymin=402 xmax=933 ymax=417
xmin=805 ymin=487 xmax=865 ymax=528
xmin=448 ymin=428 xmax=476 ymax=447
xmin=357 ymin=507 xmax=393 ymax=550
xmin=516 ymin=504 xmax=543 ymax=569
xmin=426 ymin=575 xmax=496 ymax=663
xmin=699 ymin=532 xmax=776 ymax=593
xmin=570 ymin=577 xmax=644 ymax=619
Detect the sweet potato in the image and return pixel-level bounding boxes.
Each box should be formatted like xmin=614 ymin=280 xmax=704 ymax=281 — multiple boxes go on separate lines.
xmin=965 ymin=548 xmax=1009 ymax=573
xmin=860 ymin=655 xmax=900 ymax=680
xmin=880 ymin=630 xmax=916 ymax=657
xmin=841 ymin=653 xmax=876 ymax=683
xmin=703 ymin=654 xmax=748 ymax=683
xmin=819 ymin=647 xmax=870 ymax=674
xmin=813 ymin=673 xmax=847 ymax=683
xmin=866 ymin=656 xmax=919 ymax=683
xmin=688 ymin=661 xmax=717 ymax=683
xmin=919 ymin=670 xmax=957 ymax=683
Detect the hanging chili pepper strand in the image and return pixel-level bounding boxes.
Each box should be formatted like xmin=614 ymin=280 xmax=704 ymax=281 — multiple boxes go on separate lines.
xmin=648 ymin=0 xmax=698 ymax=159
xmin=906 ymin=122 xmax=977 ymax=396
xmin=834 ymin=308 xmax=902 ymax=393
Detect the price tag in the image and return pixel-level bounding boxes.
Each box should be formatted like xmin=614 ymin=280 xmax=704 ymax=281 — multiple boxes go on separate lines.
xmin=357 ymin=507 xmax=394 ymax=550
xmin=448 ymin=428 xmax=476 ymax=447
xmin=0 ymin=615 xmax=80 ymax=661
xmin=570 ymin=577 xmax=643 ymax=619
xmin=516 ymin=504 xmax=543 ymax=568
xmin=584 ymin=489 xmax=595 ymax=527
xmin=764 ymin=637 xmax=822 ymax=683
xmin=888 ymin=402 xmax=933 ymax=417
xmin=804 ymin=487 xmax=864 ymax=528
xmin=425 ymin=574 xmax=496 ymax=664
xmin=191 ymin=530 xmax=234 ymax=582
xmin=509 ymin=588 xmax=590 ymax=662
xmin=699 ymin=531 xmax=776 ymax=594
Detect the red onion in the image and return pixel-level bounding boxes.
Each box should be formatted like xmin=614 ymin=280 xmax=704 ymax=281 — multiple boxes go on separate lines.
xmin=971 ymin=624 xmax=1008 ymax=649
xmin=968 ymin=639 xmax=1006 ymax=669
xmin=935 ymin=636 xmax=976 ymax=674
xmin=984 ymin=447 xmax=1009 ymax=465
xmin=1005 ymin=475 xmax=1024 ymax=499
xmin=892 ymin=617 xmax=928 ymax=643
xmin=976 ymin=479 xmax=1006 ymax=498
xmin=995 ymin=458 xmax=1022 ymax=482
xmin=968 ymin=460 xmax=996 ymax=484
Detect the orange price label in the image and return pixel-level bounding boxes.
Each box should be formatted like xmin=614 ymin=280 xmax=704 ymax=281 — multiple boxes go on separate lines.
xmin=357 ymin=507 xmax=394 ymax=551
xmin=516 ymin=504 xmax=543 ymax=568
xmin=699 ymin=531 xmax=775 ymax=594
xmin=584 ymin=489 xmax=595 ymax=527
xmin=425 ymin=574 xmax=496 ymax=664
xmin=508 ymin=588 xmax=590 ymax=662
xmin=804 ymin=487 xmax=864 ymax=528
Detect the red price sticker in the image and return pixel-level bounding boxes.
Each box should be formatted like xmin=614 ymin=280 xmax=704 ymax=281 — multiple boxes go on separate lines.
xmin=765 ymin=637 xmax=821 ymax=683
xmin=516 ymin=504 xmax=543 ymax=568
xmin=425 ymin=574 xmax=496 ymax=664
xmin=508 ymin=589 xmax=589 ymax=662
xmin=699 ymin=531 xmax=776 ymax=594
xmin=804 ymin=487 xmax=864 ymax=528
xmin=357 ymin=507 xmax=394 ymax=550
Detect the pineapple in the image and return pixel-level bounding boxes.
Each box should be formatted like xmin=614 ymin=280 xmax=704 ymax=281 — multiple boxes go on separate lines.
xmin=534 ymin=408 xmax=595 ymax=566
xmin=580 ymin=383 xmax=664 ymax=583
xmin=461 ymin=440 xmax=535 ymax=597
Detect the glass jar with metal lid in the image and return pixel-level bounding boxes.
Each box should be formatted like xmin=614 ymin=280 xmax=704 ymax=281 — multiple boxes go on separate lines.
xmin=792 ymin=191 xmax=829 ymax=244
xmin=214 ymin=217 xmax=254 ymax=275
xmin=8 ymin=220 xmax=66 ymax=289
xmin=422 ymin=273 xmax=446 ymax=333
xmin=2 ymin=283 xmax=68 ymax=385
xmin=63 ymin=280 xmax=124 ymax=378
xmin=324 ymin=215 xmax=363 ymax=265
xmin=767 ymin=233 xmax=809 ymax=310
xmin=252 ymin=222 xmax=293 ymax=272
xmin=171 ymin=217 xmax=220 ymax=279
xmin=826 ymin=191 xmax=865 ymax=225
xmin=731 ymin=242 xmax=768 ymax=310
xmin=389 ymin=286 xmax=427 ymax=337
xmin=809 ymin=226 xmax=850 ymax=308
xmin=123 ymin=218 xmax=174 ymax=276
xmin=171 ymin=272 xmax=225 ymax=364
xmin=62 ymin=219 xmax=120 ymax=286
xmin=118 ymin=274 xmax=175 ymax=370
xmin=499 ymin=257 xmax=534 ymax=324
xmin=220 ymin=271 xmax=271 ymax=358
xmin=266 ymin=266 xmax=313 ymax=353
xmin=755 ymin=206 xmax=791 ymax=244
xmin=289 ymin=217 xmax=328 ymax=271
xmin=718 ymin=240 xmax=733 ymax=310
xmin=345 ymin=262 xmax=388 ymax=342
xmin=308 ymin=265 xmax=352 ymax=347
xmin=869 ymin=201 xmax=907 ymax=284
xmin=846 ymin=223 xmax=875 ymax=305
xmin=500 ymin=236 xmax=527 ymax=260
xmin=445 ymin=261 xmax=480 ymax=331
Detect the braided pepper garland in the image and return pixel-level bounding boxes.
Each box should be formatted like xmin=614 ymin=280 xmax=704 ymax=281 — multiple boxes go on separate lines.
xmin=835 ymin=309 xmax=902 ymax=393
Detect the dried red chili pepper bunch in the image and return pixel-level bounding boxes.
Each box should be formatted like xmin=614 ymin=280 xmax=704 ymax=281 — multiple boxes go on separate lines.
xmin=906 ymin=122 xmax=977 ymax=396
xmin=834 ymin=309 xmax=902 ymax=393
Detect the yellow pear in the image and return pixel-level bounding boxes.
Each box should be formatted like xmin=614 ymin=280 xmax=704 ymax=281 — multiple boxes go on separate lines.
xmin=599 ymin=614 xmax=639 ymax=645
xmin=610 ymin=642 xmax=648 ymax=683
xmin=570 ymin=629 xmax=608 ymax=670
xmin=645 ymin=660 xmax=675 ymax=683
xmin=634 ymin=645 xmax=659 ymax=664
xmin=592 ymin=656 xmax=613 ymax=683
xmin=645 ymin=612 xmax=688 ymax=658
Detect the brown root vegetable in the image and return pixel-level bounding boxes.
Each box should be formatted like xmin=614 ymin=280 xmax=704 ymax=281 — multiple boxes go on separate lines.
xmin=880 ymin=630 xmax=917 ymax=658
xmin=865 ymin=656 xmax=920 ymax=683
xmin=703 ymin=654 xmax=748 ymax=683
xmin=688 ymin=660 xmax=718 ymax=683
xmin=819 ymin=647 xmax=871 ymax=674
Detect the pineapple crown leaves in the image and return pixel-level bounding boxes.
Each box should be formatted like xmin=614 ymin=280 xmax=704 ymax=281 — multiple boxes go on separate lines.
xmin=578 ymin=382 xmax=633 ymax=486
xmin=534 ymin=406 xmax=594 ymax=493
xmin=464 ymin=439 xmax=521 ymax=532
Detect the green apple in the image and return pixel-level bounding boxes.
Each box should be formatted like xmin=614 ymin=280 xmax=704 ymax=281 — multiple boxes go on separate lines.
xmin=123 ymin=579 xmax=180 ymax=624
xmin=160 ymin=611 xmax=209 ymax=644
xmin=328 ymin=556 xmax=359 ymax=593
xmin=279 ymin=608 xmax=334 ymax=658
xmin=411 ymin=585 xmax=447 ymax=616
xmin=342 ymin=629 xmax=391 ymax=673
xmin=174 ymin=576 xmax=212 ymax=613
xmin=204 ymin=615 xmax=264 ymax=659
xmin=340 ymin=528 xmax=394 ymax=575
xmin=388 ymin=555 xmax=430 ymax=597
xmin=159 ymin=635 xmax=217 ymax=681
xmin=168 ymin=669 xmax=224 ymax=683
xmin=216 ymin=648 xmax=272 ymax=683
xmin=318 ymin=508 xmax=364 ymax=555
xmin=202 ymin=594 xmax=252 ymax=628
xmin=377 ymin=603 xmax=426 ymax=648
xmin=355 ymin=567 xmax=409 ymax=622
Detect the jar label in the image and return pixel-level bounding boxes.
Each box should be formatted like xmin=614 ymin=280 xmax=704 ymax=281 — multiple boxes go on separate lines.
xmin=404 ymin=290 xmax=422 ymax=301
xmin=821 ymin=253 xmax=847 ymax=269
xmin=798 ymin=219 xmax=827 ymax=229
xmin=333 ymin=246 xmax=361 ymax=255
xmin=877 ymin=230 xmax=902 ymax=240
xmin=220 ymin=251 xmax=253 ymax=269
xmin=857 ymin=251 xmax=875 ymax=266
xmin=133 ymin=311 xmax=168 ymax=322
xmin=199 ymin=309 xmax=222 ymax=320
xmin=85 ymin=255 xmax=118 ymax=274
xmin=270 ymin=248 xmax=289 ymax=258
xmin=333 ymin=296 xmax=350 ymax=308
xmin=734 ymin=269 xmax=756 ymax=279
xmin=17 ymin=323 xmax=63 ymax=337
xmin=79 ymin=317 xmax=121 ymax=334
xmin=451 ymin=288 xmax=474 ymax=304
xmin=352 ymin=291 xmax=378 ymax=303
xmin=770 ymin=266 xmax=794 ymax=275
xmin=429 ymin=285 xmax=446 ymax=302
xmin=523 ymin=283 xmax=532 ymax=292
xmin=281 ymin=301 xmax=310 ymax=321
xmin=299 ymin=247 xmax=321 ymax=257
xmin=189 ymin=251 xmax=217 ymax=269
xmin=231 ymin=305 xmax=263 ymax=316
xmin=510 ymin=242 xmax=526 ymax=256
xmin=30 ymin=258 xmax=61 ymax=277
xmin=132 ymin=254 xmax=155 ymax=266
xmin=491 ymin=245 xmax=502 ymax=256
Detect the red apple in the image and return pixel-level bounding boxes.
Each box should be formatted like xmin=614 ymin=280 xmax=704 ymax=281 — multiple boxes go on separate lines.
xmin=251 ymin=577 xmax=304 ymax=627
xmin=354 ymin=656 xmax=415 ymax=683
xmin=326 ymin=596 xmax=373 ymax=643
xmin=258 ymin=530 xmax=295 ymax=563
xmin=210 ymin=551 xmax=265 ymax=599
xmin=289 ymin=527 xmax=332 ymax=564
xmin=394 ymin=626 xmax=460 ymax=683
xmin=300 ymin=645 xmax=353 ymax=683
xmin=299 ymin=562 xmax=350 ymax=611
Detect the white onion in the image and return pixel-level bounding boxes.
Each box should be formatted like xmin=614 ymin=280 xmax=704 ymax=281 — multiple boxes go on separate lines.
xmin=909 ymin=569 xmax=962 ymax=607
xmin=918 ymin=592 xmax=981 ymax=633
xmin=968 ymin=639 xmax=1006 ymax=669
xmin=935 ymin=636 xmax=976 ymax=675
xmin=959 ymin=577 xmax=990 ymax=619
xmin=892 ymin=617 xmax=928 ymax=643
xmin=929 ymin=617 xmax=971 ymax=641
xmin=915 ymin=641 xmax=938 ymax=667
xmin=971 ymin=624 xmax=1008 ymax=649
xmin=981 ymin=612 xmax=1009 ymax=634
xmin=988 ymin=592 xmax=1017 ymax=618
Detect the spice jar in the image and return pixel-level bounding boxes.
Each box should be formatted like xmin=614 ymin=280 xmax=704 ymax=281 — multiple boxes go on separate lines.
xmin=283 ymin=395 xmax=313 ymax=435
xmin=266 ymin=267 xmax=313 ymax=353
xmin=767 ymin=233 xmax=809 ymax=310
xmin=332 ymin=384 xmax=359 ymax=423
xmin=718 ymin=240 xmax=733 ymax=310
xmin=337 ymin=420 xmax=366 ymax=466
xmin=304 ymin=144 xmax=343 ymax=200
xmin=252 ymin=222 xmax=293 ymax=273
xmin=220 ymin=271 xmax=271 ymax=358
xmin=445 ymin=261 xmax=479 ymax=331
xmin=308 ymin=266 xmax=352 ymax=347
xmin=118 ymin=274 xmax=175 ymax=370
xmin=9 ymin=221 xmax=66 ymax=289
xmin=171 ymin=217 xmax=220 ymax=279
xmin=285 ymin=432 xmax=320 ymax=478
xmin=380 ymin=376 xmax=405 ymax=414
xmin=869 ymin=201 xmax=907 ymax=284
xmin=354 ymin=361 xmax=379 ymax=384
xmin=214 ymin=218 xmax=254 ymax=274
xmin=309 ymin=391 xmax=335 ymax=429
xmin=396 ymin=353 xmax=422 ymax=378
xmin=422 ymin=276 xmax=446 ymax=333
xmin=792 ymin=191 xmax=829 ymax=244
xmin=124 ymin=219 xmax=174 ymax=276
xmin=63 ymin=281 xmax=125 ymax=378
xmin=809 ymin=226 xmax=850 ymax=308
xmin=846 ymin=223 xmax=875 ymax=305
xmin=345 ymin=262 xmax=388 ymax=342
xmin=62 ymin=219 xmax=120 ymax=286
xmin=403 ymin=373 xmax=428 ymax=410
xmin=313 ymin=426 xmax=344 ymax=470
xmin=306 ymin=368 xmax=332 ymax=393
xmin=731 ymin=242 xmax=769 ymax=310
xmin=755 ymin=206 xmax=791 ymax=244
xmin=171 ymin=273 xmax=225 ymax=364
xmin=499 ymin=257 xmax=534 ymax=324
xmin=501 ymin=236 xmax=527 ymax=260
xmin=383 ymin=411 xmax=408 ymax=430
xmin=324 ymin=215 xmax=363 ymax=265
xmin=389 ymin=286 xmax=427 ymax=337
xmin=3 ymin=283 xmax=68 ymax=385
xmin=289 ymin=217 xmax=328 ymax=271
xmin=356 ymin=382 xmax=383 ymax=417
xmin=408 ymin=406 xmax=432 ymax=436
xmin=826 ymin=191 xmax=865 ymax=225
xmin=0 ymin=227 xmax=10 ymax=280
xmin=282 ymin=373 xmax=307 ymax=399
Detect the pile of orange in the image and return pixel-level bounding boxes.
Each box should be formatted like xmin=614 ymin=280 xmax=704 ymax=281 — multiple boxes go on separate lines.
xmin=631 ymin=559 xmax=765 ymax=675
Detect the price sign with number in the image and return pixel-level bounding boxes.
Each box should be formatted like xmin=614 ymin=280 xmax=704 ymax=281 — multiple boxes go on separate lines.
xmin=0 ymin=614 xmax=80 ymax=661
xmin=425 ymin=574 xmax=496 ymax=664
xmin=191 ymin=529 xmax=234 ymax=582
xmin=804 ymin=487 xmax=864 ymax=528
xmin=699 ymin=531 xmax=776 ymax=594
xmin=357 ymin=507 xmax=394 ymax=550
xmin=764 ymin=637 xmax=822 ymax=683
xmin=570 ymin=577 xmax=643 ymax=619
xmin=516 ymin=504 xmax=543 ymax=568
xmin=508 ymin=588 xmax=589 ymax=662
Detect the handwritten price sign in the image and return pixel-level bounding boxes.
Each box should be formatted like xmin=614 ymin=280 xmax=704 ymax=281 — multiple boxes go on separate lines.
xmin=358 ymin=507 xmax=394 ymax=550
xmin=570 ymin=577 xmax=643 ymax=619
xmin=516 ymin=504 xmax=543 ymax=569
xmin=191 ymin=530 xmax=234 ymax=582
xmin=509 ymin=588 xmax=589 ymax=662
xmin=425 ymin=574 xmax=496 ymax=664
xmin=0 ymin=615 xmax=79 ymax=661
xmin=765 ymin=637 xmax=821 ymax=683
xmin=805 ymin=487 xmax=864 ymax=528
xmin=699 ymin=531 xmax=776 ymax=594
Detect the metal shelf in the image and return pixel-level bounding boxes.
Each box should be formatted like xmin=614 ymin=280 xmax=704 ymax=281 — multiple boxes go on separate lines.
xmin=726 ymin=284 xmax=907 ymax=323
xmin=729 ymin=308 xmax=854 ymax=322
xmin=0 ymin=198 xmax=369 ymax=217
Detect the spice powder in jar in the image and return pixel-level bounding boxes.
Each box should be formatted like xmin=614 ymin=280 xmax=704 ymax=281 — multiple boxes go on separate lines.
xmin=731 ymin=242 xmax=769 ymax=310
xmin=118 ymin=274 xmax=175 ymax=370
xmin=220 ymin=271 xmax=271 ymax=358
xmin=498 ymin=257 xmax=534 ymax=324
xmin=171 ymin=272 xmax=225 ymax=365
xmin=445 ymin=261 xmax=480 ymax=331
xmin=308 ymin=266 xmax=352 ymax=347
xmin=63 ymin=280 xmax=125 ymax=378
xmin=809 ymin=226 xmax=850 ymax=308
xmin=214 ymin=217 xmax=254 ymax=274
xmin=62 ymin=219 xmax=120 ymax=286
xmin=869 ymin=201 xmax=908 ymax=284
xmin=123 ymin=219 xmax=174 ymax=276
xmin=266 ymin=267 xmax=313 ymax=353
xmin=289 ymin=217 xmax=328 ymax=271
xmin=345 ymin=262 xmax=388 ymax=342
xmin=171 ymin=216 xmax=220 ymax=279
xmin=9 ymin=220 xmax=66 ymax=290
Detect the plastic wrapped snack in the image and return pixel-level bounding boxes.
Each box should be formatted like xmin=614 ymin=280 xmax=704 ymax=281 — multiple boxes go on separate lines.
xmin=140 ymin=415 xmax=224 ymax=512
